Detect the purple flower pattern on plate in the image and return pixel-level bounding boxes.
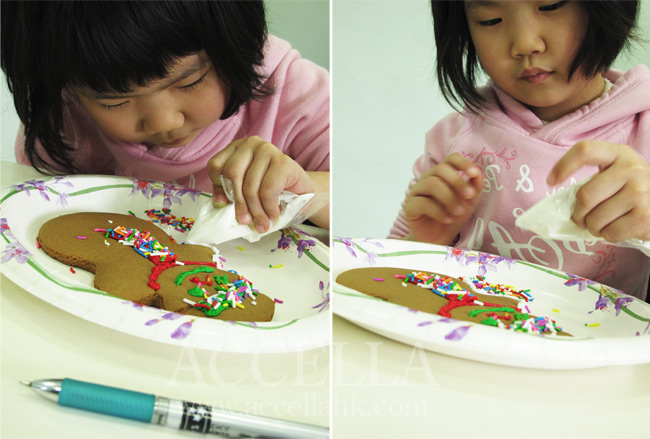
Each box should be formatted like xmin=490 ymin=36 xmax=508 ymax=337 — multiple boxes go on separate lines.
xmin=145 ymin=312 xmax=183 ymax=326
xmin=171 ymin=320 xmax=194 ymax=339
xmin=1 ymin=218 xmax=14 ymax=239
xmin=564 ymin=274 xmax=598 ymax=291
xmin=334 ymin=237 xmax=357 ymax=258
xmin=444 ymin=325 xmax=471 ymax=341
xmin=11 ymin=177 xmax=73 ymax=206
xmin=130 ymin=179 xmax=201 ymax=209
xmin=1 ymin=242 xmax=30 ymax=264
xmin=333 ymin=237 xmax=384 ymax=265
xmin=0 ymin=219 xmax=29 ymax=264
xmin=312 ymin=280 xmax=330 ymax=313
xmin=272 ymin=229 xmax=316 ymax=259
xmin=445 ymin=247 xmax=514 ymax=276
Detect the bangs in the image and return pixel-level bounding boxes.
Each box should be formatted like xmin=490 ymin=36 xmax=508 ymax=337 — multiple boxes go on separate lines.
xmin=57 ymin=1 xmax=202 ymax=93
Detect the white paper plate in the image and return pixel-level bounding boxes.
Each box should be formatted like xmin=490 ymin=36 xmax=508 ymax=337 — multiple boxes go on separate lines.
xmin=332 ymin=238 xmax=650 ymax=369
xmin=0 ymin=175 xmax=330 ymax=353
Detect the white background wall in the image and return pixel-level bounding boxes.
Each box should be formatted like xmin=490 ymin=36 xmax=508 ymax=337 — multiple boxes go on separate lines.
xmin=332 ymin=0 xmax=650 ymax=239
xmin=0 ymin=0 xmax=329 ymax=163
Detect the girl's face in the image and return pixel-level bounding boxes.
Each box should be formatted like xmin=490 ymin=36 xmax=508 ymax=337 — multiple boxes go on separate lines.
xmin=74 ymin=52 xmax=227 ymax=148
xmin=464 ymin=0 xmax=604 ymax=121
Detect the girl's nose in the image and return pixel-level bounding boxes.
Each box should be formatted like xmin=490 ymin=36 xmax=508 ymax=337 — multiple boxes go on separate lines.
xmin=141 ymin=100 xmax=184 ymax=135
xmin=510 ymin=25 xmax=545 ymax=58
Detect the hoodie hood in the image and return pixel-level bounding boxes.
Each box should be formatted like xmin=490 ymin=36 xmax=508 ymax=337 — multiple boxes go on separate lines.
xmin=480 ymin=65 xmax=650 ymax=147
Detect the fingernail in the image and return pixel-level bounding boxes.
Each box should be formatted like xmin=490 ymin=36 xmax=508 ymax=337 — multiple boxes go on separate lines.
xmin=255 ymin=223 xmax=267 ymax=233
xmin=237 ymin=214 xmax=251 ymax=225
xmin=546 ymin=174 xmax=555 ymax=186
xmin=463 ymin=187 xmax=475 ymax=198
xmin=213 ymin=194 xmax=228 ymax=208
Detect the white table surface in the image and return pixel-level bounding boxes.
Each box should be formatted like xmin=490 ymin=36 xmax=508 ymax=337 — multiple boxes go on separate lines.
xmin=332 ymin=313 xmax=650 ymax=438
xmin=0 ymin=161 xmax=329 ymax=438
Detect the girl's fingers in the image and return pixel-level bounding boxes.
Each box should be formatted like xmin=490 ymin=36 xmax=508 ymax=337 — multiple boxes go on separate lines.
xmin=409 ymin=175 xmax=461 ymax=217
xmin=210 ymin=143 xmax=255 ymax=225
xmin=445 ymin=153 xmax=482 ymax=178
xmin=547 ymin=140 xmax=620 ymax=186
xmin=597 ymin=210 xmax=640 ymax=243
xmin=260 ymin=157 xmax=296 ymax=221
xmin=207 ymin=145 xmax=237 ymax=207
xmin=241 ymin=153 xmax=273 ymax=232
xmin=206 ymin=136 xmax=318 ymax=232
xmin=409 ymin=175 xmax=477 ymax=219
xmin=431 ymin=161 xmax=480 ymax=200
xmin=584 ymin=181 xmax=650 ymax=241
xmin=212 ymin=187 xmax=228 ymax=207
xmin=404 ymin=195 xmax=453 ymax=224
xmin=572 ymin=173 xmax=626 ymax=228
xmin=581 ymin=188 xmax=632 ymax=238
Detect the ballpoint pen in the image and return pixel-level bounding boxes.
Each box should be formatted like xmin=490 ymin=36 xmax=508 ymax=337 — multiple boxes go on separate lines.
xmin=22 ymin=378 xmax=329 ymax=439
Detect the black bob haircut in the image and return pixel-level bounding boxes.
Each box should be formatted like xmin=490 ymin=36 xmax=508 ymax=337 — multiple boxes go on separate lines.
xmin=431 ymin=0 xmax=639 ymax=112
xmin=1 ymin=0 xmax=269 ymax=174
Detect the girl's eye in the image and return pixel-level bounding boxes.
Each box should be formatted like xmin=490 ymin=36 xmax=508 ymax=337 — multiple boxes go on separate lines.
xmin=478 ymin=18 xmax=502 ymax=27
xmin=539 ymin=1 xmax=567 ymax=12
xmin=180 ymin=72 xmax=207 ymax=91
xmin=101 ymin=102 xmax=127 ymax=110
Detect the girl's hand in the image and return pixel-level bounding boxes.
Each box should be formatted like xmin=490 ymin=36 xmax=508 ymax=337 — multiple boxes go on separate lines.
xmin=404 ymin=153 xmax=483 ymax=244
xmin=207 ymin=136 xmax=323 ymax=233
xmin=548 ymin=140 xmax=650 ymax=242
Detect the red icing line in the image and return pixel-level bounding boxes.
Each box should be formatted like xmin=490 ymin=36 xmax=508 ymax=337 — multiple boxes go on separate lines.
xmin=193 ymin=303 xmax=211 ymax=310
xmin=147 ymin=260 xmax=218 ymax=290
xmin=148 ymin=261 xmax=178 ymax=290
xmin=438 ymin=294 xmax=502 ymax=318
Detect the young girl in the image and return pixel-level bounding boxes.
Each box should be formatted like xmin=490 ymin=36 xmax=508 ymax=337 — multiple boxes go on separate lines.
xmin=389 ymin=0 xmax=650 ymax=299
xmin=1 ymin=1 xmax=329 ymax=232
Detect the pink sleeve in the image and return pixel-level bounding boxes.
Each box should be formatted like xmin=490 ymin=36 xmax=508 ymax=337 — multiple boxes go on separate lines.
xmin=279 ymin=58 xmax=330 ymax=171
xmin=259 ymin=37 xmax=330 ymax=172
xmin=387 ymin=113 xmax=469 ymax=238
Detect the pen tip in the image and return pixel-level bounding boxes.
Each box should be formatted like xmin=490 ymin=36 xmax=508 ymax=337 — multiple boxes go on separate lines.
xmin=19 ymin=380 xmax=32 ymax=387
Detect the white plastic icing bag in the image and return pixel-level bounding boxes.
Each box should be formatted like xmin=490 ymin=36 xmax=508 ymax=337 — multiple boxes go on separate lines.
xmin=187 ymin=176 xmax=328 ymax=246
xmin=515 ymin=176 xmax=650 ymax=257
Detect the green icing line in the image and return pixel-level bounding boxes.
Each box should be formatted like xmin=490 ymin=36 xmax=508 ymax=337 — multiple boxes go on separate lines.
xmin=201 ymin=301 xmax=228 ymax=317
xmin=187 ymin=286 xmax=205 ymax=297
xmin=214 ymin=275 xmax=229 ymax=284
xmin=468 ymin=306 xmax=518 ymax=317
xmin=175 ymin=267 xmax=214 ymax=285
xmin=481 ymin=316 xmax=499 ymax=327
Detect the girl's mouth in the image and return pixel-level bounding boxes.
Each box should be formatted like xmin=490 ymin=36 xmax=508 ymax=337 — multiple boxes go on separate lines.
xmin=520 ymin=68 xmax=552 ymax=84
xmin=160 ymin=135 xmax=189 ymax=147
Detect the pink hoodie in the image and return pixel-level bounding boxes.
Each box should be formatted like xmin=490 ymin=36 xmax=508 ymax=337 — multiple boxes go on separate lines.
xmin=390 ymin=65 xmax=650 ymax=299
xmin=16 ymin=35 xmax=330 ymax=191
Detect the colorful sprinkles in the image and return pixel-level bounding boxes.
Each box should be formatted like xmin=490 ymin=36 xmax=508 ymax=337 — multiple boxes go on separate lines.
xmin=144 ymin=208 xmax=194 ymax=233
xmin=95 ymin=223 xmax=261 ymax=318
xmin=181 ymin=269 xmax=260 ymax=317
xmin=380 ymin=271 xmax=564 ymax=335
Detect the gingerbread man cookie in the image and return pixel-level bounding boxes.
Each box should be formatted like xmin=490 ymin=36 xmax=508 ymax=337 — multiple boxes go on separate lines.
xmin=37 ymin=212 xmax=274 ymax=321
xmin=337 ymin=267 xmax=570 ymax=336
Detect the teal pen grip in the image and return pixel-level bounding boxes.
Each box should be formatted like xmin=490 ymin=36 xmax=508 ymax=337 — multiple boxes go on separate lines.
xmin=59 ymin=378 xmax=155 ymax=423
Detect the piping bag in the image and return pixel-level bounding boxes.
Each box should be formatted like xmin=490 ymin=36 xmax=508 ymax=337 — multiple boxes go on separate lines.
xmin=516 ymin=176 xmax=650 ymax=257
xmin=187 ymin=176 xmax=328 ymax=247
